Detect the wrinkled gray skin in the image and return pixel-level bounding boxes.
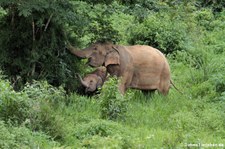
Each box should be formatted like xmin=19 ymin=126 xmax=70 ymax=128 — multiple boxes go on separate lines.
xmin=68 ymin=41 xmax=172 ymax=95
xmin=77 ymin=67 xmax=107 ymax=93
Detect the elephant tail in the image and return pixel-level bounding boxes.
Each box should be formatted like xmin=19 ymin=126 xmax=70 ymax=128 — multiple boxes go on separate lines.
xmin=170 ymin=80 xmax=183 ymax=94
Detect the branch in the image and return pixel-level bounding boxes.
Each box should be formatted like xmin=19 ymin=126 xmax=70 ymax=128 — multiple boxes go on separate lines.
xmin=31 ymin=16 xmax=36 ymax=77
xmin=10 ymin=5 xmax=15 ymax=27
xmin=44 ymin=13 xmax=54 ymax=32
xmin=32 ymin=16 xmax=35 ymax=41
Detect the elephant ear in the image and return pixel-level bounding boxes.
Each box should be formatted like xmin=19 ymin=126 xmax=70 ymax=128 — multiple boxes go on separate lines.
xmin=104 ymin=47 xmax=120 ymax=67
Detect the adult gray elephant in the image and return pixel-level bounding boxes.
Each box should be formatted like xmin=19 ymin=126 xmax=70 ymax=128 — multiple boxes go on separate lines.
xmin=68 ymin=42 xmax=172 ymax=95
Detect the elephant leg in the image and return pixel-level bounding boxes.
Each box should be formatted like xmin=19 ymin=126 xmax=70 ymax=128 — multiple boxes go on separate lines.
xmin=158 ymin=80 xmax=170 ymax=96
xmin=118 ymin=84 xmax=126 ymax=95
xmin=118 ymin=71 xmax=133 ymax=95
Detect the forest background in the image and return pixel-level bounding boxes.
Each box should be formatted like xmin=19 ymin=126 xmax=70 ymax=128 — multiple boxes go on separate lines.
xmin=0 ymin=0 xmax=225 ymax=148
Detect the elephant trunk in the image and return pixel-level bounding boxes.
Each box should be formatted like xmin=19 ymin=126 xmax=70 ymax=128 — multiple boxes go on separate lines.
xmin=76 ymin=74 xmax=88 ymax=88
xmin=67 ymin=43 xmax=92 ymax=58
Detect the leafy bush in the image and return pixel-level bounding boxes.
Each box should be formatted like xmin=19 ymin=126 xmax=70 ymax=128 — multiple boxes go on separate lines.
xmin=0 ymin=77 xmax=67 ymax=141
xmin=99 ymin=77 xmax=128 ymax=120
xmin=198 ymin=0 xmax=225 ymax=12
xmin=0 ymin=120 xmax=59 ymax=149
xmin=110 ymin=11 xmax=135 ymax=44
xmin=83 ymin=3 xmax=120 ymax=43
xmin=194 ymin=8 xmax=215 ymax=31
xmin=23 ymin=80 xmax=66 ymax=105
xmin=129 ymin=13 xmax=188 ymax=54
xmin=0 ymin=77 xmax=31 ymax=125
xmin=22 ymin=81 xmax=67 ymax=141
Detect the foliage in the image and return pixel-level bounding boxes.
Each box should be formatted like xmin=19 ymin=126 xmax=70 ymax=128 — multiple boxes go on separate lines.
xmin=69 ymin=1 xmax=120 ymax=44
xmin=23 ymin=80 xmax=66 ymax=105
xmin=109 ymin=10 xmax=135 ymax=44
xmin=0 ymin=76 xmax=31 ymax=125
xmin=86 ymin=4 xmax=119 ymax=43
xmin=0 ymin=120 xmax=59 ymax=148
xmin=100 ymin=77 xmax=129 ymax=120
xmin=0 ymin=6 xmax=6 ymax=17
xmin=198 ymin=0 xmax=225 ymax=12
xmin=22 ymin=81 xmax=67 ymax=141
xmin=73 ymin=120 xmax=134 ymax=148
xmin=128 ymin=12 xmax=189 ymax=54
xmin=0 ymin=0 xmax=81 ymax=91
xmin=0 ymin=76 xmax=67 ymax=142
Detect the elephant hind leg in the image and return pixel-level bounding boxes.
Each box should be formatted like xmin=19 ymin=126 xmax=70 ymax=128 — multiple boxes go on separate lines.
xmin=158 ymin=80 xmax=170 ymax=96
xmin=158 ymin=88 xmax=169 ymax=96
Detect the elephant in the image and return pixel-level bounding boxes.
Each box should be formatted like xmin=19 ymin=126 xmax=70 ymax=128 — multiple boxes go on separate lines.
xmin=76 ymin=66 xmax=107 ymax=93
xmin=67 ymin=41 xmax=172 ymax=95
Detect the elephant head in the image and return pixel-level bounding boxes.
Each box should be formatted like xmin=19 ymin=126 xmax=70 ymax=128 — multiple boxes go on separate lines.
xmin=67 ymin=42 xmax=120 ymax=68
xmin=76 ymin=67 xmax=107 ymax=93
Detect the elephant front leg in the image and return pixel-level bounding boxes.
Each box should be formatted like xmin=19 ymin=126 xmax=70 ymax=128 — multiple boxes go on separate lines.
xmin=118 ymin=71 xmax=133 ymax=95
xmin=118 ymin=83 xmax=126 ymax=95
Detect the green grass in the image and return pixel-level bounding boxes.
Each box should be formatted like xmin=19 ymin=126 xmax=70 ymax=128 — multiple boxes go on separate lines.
xmin=1 ymin=49 xmax=225 ymax=148
xmin=54 ymin=48 xmax=225 ymax=148
xmin=55 ymin=91 xmax=225 ymax=148
xmin=0 ymin=49 xmax=225 ymax=148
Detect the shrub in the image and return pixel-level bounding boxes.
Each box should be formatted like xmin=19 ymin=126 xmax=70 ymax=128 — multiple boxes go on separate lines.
xmin=22 ymin=81 xmax=67 ymax=141
xmin=0 ymin=120 xmax=59 ymax=149
xmin=22 ymin=80 xmax=66 ymax=105
xmin=129 ymin=13 xmax=188 ymax=54
xmin=210 ymin=68 xmax=225 ymax=94
xmin=99 ymin=77 xmax=128 ymax=120
xmin=194 ymin=8 xmax=215 ymax=31
xmin=0 ymin=78 xmax=67 ymax=141
xmin=110 ymin=11 xmax=135 ymax=44
xmin=0 ymin=77 xmax=31 ymax=125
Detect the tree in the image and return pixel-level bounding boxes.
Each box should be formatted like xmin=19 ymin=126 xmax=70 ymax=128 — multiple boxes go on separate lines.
xmin=198 ymin=0 xmax=225 ymax=12
xmin=0 ymin=0 xmax=81 ymax=91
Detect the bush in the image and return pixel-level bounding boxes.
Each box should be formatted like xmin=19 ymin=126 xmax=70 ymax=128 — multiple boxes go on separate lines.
xmin=129 ymin=13 xmax=188 ymax=54
xmin=0 ymin=77 xmax=31 ymax=125
xmin=110 ymin=11 xmax=135 ymax=44
xmin=22 ymin=81 xmax=67 ymax=141
xmin=0 ymin=77 xmax=67 ymax=141
xmin=23 ymin=80 xmax=66 ymax=105
xmin=0 ymin=120 xmax=59 ymax=149
xmin=194 ymin=8 xmax=215 ymax=31
xmin=99 ymin=77 xmax=128 ymax=120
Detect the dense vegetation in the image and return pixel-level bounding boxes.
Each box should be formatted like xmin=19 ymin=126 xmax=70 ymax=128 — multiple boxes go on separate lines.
xmin=0 ymin=0 xmax=225 ymax=148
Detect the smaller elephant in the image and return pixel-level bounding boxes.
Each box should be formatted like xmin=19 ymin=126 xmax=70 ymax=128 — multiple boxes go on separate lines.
xmin=77 ymin=67 xmax=107 ymax=94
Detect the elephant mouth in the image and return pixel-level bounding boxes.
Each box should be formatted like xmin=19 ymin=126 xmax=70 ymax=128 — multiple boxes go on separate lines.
xmin=85 ymin=87 xmax=95 ymax=93
xmin=87 ymin=59 xmax=101 ymax=67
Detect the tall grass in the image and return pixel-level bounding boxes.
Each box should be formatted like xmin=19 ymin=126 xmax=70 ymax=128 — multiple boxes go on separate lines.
xmin=1 ymin=43 xmax=225 ymax=148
